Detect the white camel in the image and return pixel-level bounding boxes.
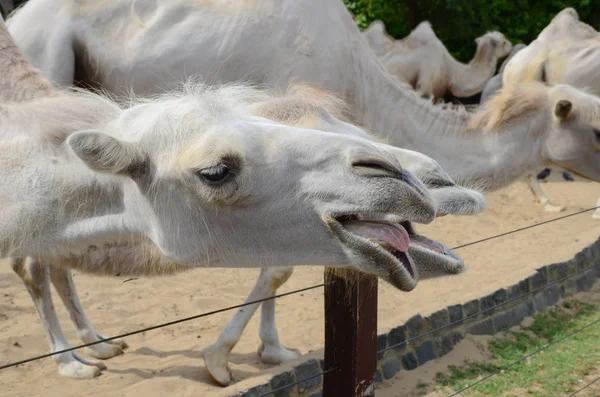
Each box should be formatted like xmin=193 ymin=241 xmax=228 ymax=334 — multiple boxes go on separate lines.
xmin=501 ymin=7 xmax=600 ymax=216
xmin=0 ymin=17 xmax=487 ymax=385
xmin=480 ymin=43 xmax=527 ymax=103
xmin=9 ymin=0 xmax=600 ymax=385
xmin=480 ymin=42 xmax=571 ymax=213
xmin=362 ymin=19 xmax=396 ymax=57
xmin=363 ymin=19 xmax=513 ymax=99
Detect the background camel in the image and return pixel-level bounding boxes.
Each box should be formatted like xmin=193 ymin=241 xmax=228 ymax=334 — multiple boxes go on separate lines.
xmin=501 ymin=7 xmax=600 ymax=217
xmin=0 ymin=15 xmax=489 ymax=385
xmin=362 ymin=19 xmax=396 ymax=57
xmin=480 ymin=42 xmax=573 ymax=213
xmin=480 ymin=43 xmax=527 ymax=103
xmin=363 ymin=19 xmax=513 ymax=99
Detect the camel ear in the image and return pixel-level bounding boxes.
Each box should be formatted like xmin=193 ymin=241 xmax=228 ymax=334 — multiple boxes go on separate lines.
xmin=68 ymin=130 xmax=146 ymax=176
xmin=555 ymin=99 xmax=573 ymax=120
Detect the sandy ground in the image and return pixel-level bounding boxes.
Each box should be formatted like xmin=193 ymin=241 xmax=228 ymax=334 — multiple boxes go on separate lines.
xmin=2 ymin=175 xmax=600 ymax=397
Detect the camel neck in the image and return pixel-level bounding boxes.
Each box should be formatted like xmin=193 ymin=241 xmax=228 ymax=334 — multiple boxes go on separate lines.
xmin=351 ymin=54 xmax=548 ymax=190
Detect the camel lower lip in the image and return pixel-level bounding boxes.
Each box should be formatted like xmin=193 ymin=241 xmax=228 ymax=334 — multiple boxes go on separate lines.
xmin=409 ymin=234 xmax=445 ymax=254
xmin=388 ymin=248 xmax=414 ymax=278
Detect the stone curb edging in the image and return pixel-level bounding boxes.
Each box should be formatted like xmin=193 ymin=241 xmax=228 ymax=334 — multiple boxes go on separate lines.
xmin=231 ymin=236 xmax=600 ymax=397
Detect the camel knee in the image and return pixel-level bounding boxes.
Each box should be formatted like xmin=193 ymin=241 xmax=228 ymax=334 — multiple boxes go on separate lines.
xmin=266 ymin=267 xmax=293 ymax=290
xmin=10 ymin=257 xmax=46 ymax=292
xmin=9 ymin=257 xmax=25 ymax=276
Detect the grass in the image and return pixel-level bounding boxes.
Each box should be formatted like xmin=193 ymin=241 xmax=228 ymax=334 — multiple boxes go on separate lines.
xmin=433 ymin=300 xmax=600 ymax=397
xmin=416 ymin=380 xmax=429 ymax=395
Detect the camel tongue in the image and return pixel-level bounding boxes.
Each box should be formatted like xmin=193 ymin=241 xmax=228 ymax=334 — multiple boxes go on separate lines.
xmin=343 ymin=221 xmax=410 ymax=252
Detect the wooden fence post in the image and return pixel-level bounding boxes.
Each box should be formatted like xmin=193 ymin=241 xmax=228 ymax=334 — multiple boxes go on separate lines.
xmin=323 ymin=268 xmax=378 ymax=397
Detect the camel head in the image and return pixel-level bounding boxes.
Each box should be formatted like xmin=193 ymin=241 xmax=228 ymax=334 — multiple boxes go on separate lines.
xmin=64 ymin=84 xmax=443 ymax=291
xmin=248 ymin=85 xmax=487 ymax=284
xmin=376 ymin=147 xmax=486 ymax=278
xmin=409 ymin=21 xmax=437 ymax=43
xmin=544 ymin=84 xmax=600 ymax=182
xmin=475 ymin=31 xmax=513 ymax=60
xmin=316 ymin=120 xmax=487 ymax=280
xmin=364 ymin=19 xmax=386 ymax=34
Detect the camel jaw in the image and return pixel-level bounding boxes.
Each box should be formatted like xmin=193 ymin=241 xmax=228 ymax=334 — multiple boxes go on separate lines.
xmin=326 ymin=214 xmax=420 ymax=292
xmin=326 ymin=214 xmax=466 ymax=291
xmin=403 ymin=222 xmax=466 ymax=278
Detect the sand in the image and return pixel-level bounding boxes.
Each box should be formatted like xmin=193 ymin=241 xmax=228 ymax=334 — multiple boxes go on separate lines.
xmin=2 ymin=175 xmax=600 ymax=397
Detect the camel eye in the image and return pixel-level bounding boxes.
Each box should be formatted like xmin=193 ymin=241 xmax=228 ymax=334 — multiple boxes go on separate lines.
xmin=594 ymin=129 xmax=600 ymax=141
xmin=195 ymin=164 xmax=234 ymax=185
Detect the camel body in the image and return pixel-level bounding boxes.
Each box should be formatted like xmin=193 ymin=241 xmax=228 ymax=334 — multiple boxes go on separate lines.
xmin=364 ymin=20 xmax=513 ymax=99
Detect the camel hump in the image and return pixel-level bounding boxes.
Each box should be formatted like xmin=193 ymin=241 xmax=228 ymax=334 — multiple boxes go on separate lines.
xmin=365 ymin=20 xmax=386 ymax=33
xmin=554 ymin=7 xmax=579 ymax=22
xmin=409 ymin=21 xmax=436 ymax=42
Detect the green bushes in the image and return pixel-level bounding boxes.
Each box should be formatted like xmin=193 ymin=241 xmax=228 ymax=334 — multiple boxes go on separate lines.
xmin=343 ymin=0 xmax=599 ymax=62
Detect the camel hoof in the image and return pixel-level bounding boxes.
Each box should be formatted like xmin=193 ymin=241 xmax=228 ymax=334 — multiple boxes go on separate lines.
xmin=258 ymin=342 xmax=301 ymax=364
xmin=85 ymin=341 xmax=125 ymax=359
xmin=113 ymin=339 xmax=129 ymax=349
xmin=57 ymin=352 xmax=105 ymax=379
xmin=543 ymin=203 xmax=565 ymax=212
xmin=203 ymin=344 xmax=233 ymax=386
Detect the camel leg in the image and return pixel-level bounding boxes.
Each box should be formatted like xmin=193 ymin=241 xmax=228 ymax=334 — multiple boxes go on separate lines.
xmin=49 ymin=266 xmax=128 ymax=359
xmin=592 ymin=194 xmax=600 ymax=220
xmin=256 ymin=269 xmax=300 ymax=365
xmin=526 ymin=172 xmax=565 ymax=212
xmin=10 ymin=257 xmax=105 ymax=379
xmin=203 ymin=266 xmax=296 ymax=386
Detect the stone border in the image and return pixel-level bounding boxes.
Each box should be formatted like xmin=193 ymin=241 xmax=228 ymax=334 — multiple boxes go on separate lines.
xmin=231 ymin=236 xmax=600 ymax=397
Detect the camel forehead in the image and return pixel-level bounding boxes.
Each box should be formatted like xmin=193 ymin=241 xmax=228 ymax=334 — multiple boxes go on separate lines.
xmin=172 ymin=119 xmax=293 ymax=171
xmin=174 ymin=125 xmax=248 ymax=171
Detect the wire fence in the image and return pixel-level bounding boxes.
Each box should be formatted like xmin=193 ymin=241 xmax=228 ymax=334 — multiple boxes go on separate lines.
xmin=569 ymin=375 xmax=600 ymax=396
xmin=2 ymin=205 xmax=600 ymax=396
xmin=0 ymin=283 xmax=326 ymax=370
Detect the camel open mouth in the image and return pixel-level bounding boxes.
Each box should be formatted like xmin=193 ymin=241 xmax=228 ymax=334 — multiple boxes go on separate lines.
xmin=402 ymin=221 xmax=465 ymax=277
xmin=329 ymin=214 xmax=464 ymax=291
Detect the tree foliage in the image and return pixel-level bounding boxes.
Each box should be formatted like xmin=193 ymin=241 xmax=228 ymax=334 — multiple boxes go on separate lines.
xmin=343 ymin=0 xmax=599 ymax=62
